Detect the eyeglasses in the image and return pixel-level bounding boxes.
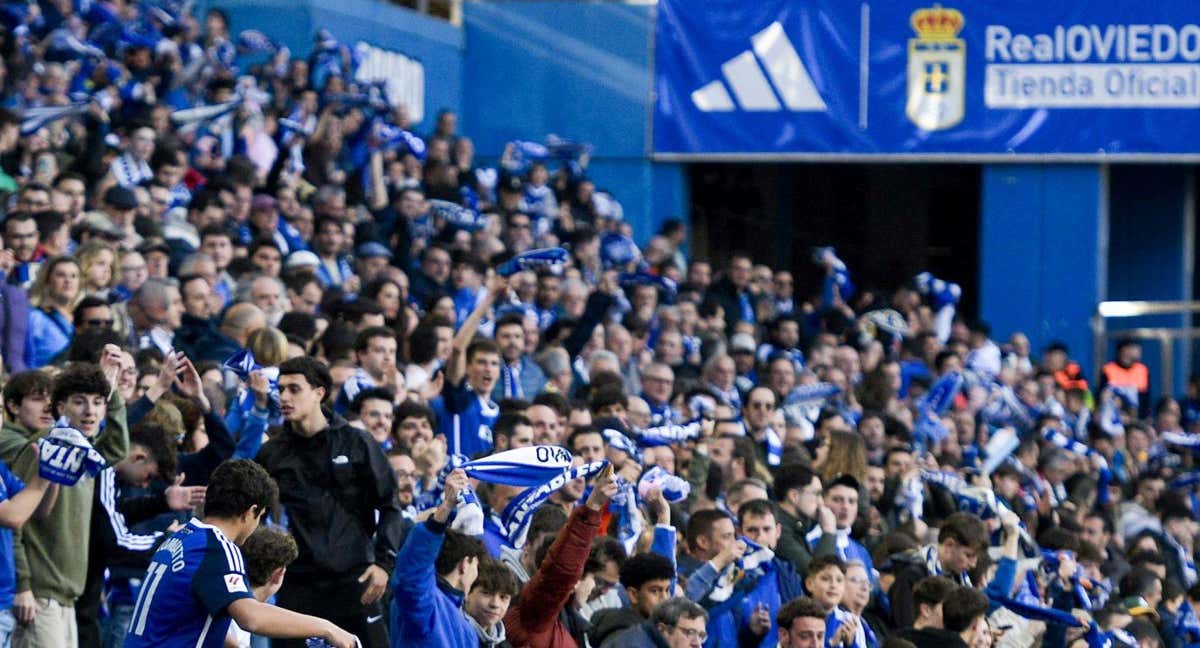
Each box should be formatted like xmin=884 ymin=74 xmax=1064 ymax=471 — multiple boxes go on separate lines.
xmin=670 ymin=626 xmax=708 ymax=642
xmin=394 ymin=470 xmax=415 ymax=481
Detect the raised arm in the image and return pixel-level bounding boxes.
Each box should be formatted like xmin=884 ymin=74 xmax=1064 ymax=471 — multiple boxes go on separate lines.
xmin=446 ymin=274 xmax=506 ymax=386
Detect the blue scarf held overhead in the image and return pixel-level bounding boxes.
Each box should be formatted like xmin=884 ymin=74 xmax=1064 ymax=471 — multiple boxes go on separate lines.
xmin=638 ymin=466 xmax=690 ymax=503
xmin=429 ymin=199 xmax=488 ymax=232
xmin=497 ymin=247 xmax=569 ymax=278
xmin=500 ymin=460 xmax=609 ymax=549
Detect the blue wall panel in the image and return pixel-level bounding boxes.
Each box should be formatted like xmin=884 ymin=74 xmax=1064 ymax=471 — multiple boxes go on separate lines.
xmin=980 ymin=165 xmax=1107 ymax=374
xmin=462 ymin=1 xmax=687 ymax=243
xmin=1106 ymin=166 xmax=1193 ymax=399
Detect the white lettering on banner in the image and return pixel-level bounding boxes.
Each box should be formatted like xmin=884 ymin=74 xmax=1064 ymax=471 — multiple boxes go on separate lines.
xmin=985 ymin=64 xmax=1200 ymax=108
xmin=985 ymin=24 xmax=1200 ymax=63
xmin=354 ymin=42 xmax=425 ymax=122
xmin=978 ymin=19 xmax=1200 ymax=109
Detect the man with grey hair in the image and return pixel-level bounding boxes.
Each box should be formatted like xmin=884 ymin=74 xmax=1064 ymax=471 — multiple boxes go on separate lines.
xmin=119 ymin=277 xmax=183 ymax=354
xmin=237 ymin=275 xmax=288 ymax=326
xmin=607 ymin=598 xmax=708 ymax=648
xmin=587 ymin=350 xmax=620 ymax=380
xmin=537 ymin=347 xmax=573 ymax=396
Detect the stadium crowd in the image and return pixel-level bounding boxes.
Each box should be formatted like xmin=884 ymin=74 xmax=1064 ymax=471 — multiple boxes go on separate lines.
xmin=0 ymin=2 xmax=1193 ymax=648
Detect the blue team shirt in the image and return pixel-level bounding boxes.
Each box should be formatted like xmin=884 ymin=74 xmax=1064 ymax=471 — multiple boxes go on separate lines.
xmin=0 ymin=462 xmax=23 ymax=610
xmin=432 ymin=380 xmax=498 ymax=458
xmin=123 ymin=518 xmax=254 ymax=648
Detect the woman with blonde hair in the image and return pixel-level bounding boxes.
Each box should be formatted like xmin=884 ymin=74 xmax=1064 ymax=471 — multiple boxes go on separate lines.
xmin=226 ymin=326 xmax=289 ymax=459
xmin=247 ymin=327 xmax=289 ymax=367
xmin=25 ymin=256 xmax=82 ymax=368
xmin=75 ymin=240 xmax=117 ymax=297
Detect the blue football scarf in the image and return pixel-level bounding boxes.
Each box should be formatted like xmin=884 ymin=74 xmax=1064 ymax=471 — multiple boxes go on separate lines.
xmin=459 ymin=446 xmax=574 ymax=487
xmin=428 ymin=199 xmax=487 ymax=232
xmin=638 ymin=466 xmax=690 ymax=503
xmin=601 ymin=427 xmax=642 ymax=463
xmin=511 ymin=140 xmax=550 ymax=161
xmin=500 ymin=460 xmax=609 ymax=549
xmin=611 ymin=477 xmax=643 ymax=554
xmin=237 ymin=29 xmax=277 ymax=54
xmin=414 ymin=454 xmax=485 ymax=535
xmin=913 ymin=372 xmax=962 ymax=451
xmin=20 ymin=101 xmax=92 ymax=136
xmin=783 ymin=381 xmax=839 ymax=408
xmin=333 ymin=368 xmax=375 ymax=415
xmin=980 ymin=383 xmax=1037 ymax=432
xmin=708 ymin=536 xmax=775 ymax=603
xmin=545 ymin=134 xmax=593 ymax=160
xmin=1163 ymin=431 xmax=1200 ymax=449
xmin=635 ymin=420 xmax=704 ymax=447
xmin=170 ymin=98 xmax=242 ymax=129
xmin=278 ymin=116 xmax=314 ymax=138
xmin=1041 ymin=426 xmax=1108 ymax=470
xmin=600 ymin=233 xmax=641 ymax=270
xmin=981 ymin=426 xmax=1022 ymax=475
xmin=497 ymin=247 xmax=569 ymax=277
xmin=375 ymin=121 xmax=426 ymax=160
xmin=1041 ymin=549 xmax=1108 ymax=610
xmin=223 ymin=349 xmax=281 ymax=418
xmin=38 ymin=419 xmax=107 ymax=486
xmin=920 ymin=469 xmax=1033 ymax=551
xmin=762 ymin=426 xmax=783 ymax=467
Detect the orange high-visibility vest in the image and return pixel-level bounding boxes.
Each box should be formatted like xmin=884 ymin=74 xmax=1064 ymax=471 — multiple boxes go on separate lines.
xmin=1102 ymin=361 xmax=1149 ymax=392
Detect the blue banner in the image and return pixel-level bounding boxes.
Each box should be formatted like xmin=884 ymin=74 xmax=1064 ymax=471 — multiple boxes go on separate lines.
xmin=654 ymin=0 xmax=1200 ymax=158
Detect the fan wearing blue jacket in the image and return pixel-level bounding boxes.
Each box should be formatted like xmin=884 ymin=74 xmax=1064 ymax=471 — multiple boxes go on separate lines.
xmin=389 ymin=468 xmax=486 ymax=648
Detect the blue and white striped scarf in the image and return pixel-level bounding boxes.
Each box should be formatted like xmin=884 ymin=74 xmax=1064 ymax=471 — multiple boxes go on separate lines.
xmin=708 ymin=536 xmax=774 ymax=603
xmin=500 ymin=460 xmax=608 ymax=549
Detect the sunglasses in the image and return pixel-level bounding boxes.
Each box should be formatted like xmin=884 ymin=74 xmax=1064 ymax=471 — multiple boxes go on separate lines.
xmin=83 ymin=319 xmax=114 ymax=327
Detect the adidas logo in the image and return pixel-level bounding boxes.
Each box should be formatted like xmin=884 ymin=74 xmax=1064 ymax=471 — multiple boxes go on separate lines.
xmin=691 ymin=22 xmax=827 ymax=113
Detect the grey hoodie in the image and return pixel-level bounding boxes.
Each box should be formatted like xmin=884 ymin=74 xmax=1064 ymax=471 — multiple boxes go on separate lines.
xmin=468 ymin=612 xmax=509 ymax=648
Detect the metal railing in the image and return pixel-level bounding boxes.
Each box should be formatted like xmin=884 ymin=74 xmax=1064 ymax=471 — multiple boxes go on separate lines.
xmin=1091 ymin=300 xmax=1200 ymax=396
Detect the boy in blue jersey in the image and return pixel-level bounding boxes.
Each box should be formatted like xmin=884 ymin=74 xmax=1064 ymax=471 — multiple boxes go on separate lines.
xmin=123 ymin=459 xmax=358 ymax=648
xmin=0 ymin=449 xmax=55 ymax=648
xmin=434 ymin=273 xmax=505 ymax=457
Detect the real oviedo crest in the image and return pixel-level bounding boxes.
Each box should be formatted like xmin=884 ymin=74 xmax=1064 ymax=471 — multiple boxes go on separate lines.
xmin=907 ymin=5 xmax=966 ymax=131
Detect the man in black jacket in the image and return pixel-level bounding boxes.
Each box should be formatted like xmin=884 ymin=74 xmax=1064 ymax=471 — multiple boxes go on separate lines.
xmin=256 ymin=356 xmax=402 ymax=648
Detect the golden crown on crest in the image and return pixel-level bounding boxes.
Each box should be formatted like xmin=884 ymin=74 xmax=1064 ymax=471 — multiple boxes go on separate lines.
xmin=910 ymin=4 xmax=964 ymax=39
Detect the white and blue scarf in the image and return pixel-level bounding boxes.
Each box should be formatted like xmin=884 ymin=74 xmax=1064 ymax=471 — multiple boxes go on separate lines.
xmin=223 ymin=349 xmax=281 ymax=419
xmin=38 ymin=419 xmax=107 ymax=486
xmin=708 ymin=536 xmax=774 ymax=603
xmin=500 ymin=459 xmax=609 ymax=549
xmin=497 ymin=247 xmax=569 ymax=278
xmin=638 ymin=466 xmax=690 ymax=503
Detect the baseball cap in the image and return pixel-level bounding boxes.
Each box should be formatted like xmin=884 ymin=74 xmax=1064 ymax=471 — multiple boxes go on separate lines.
xmin=73 ymin=211 xmax=123 ymax=241
xmin=355 ymin=241 xmax=393 ymax=260
xmin=729 ymin=333 xmax=756 ymax=354
xmin=136 ymin=237 xmax=170 ymax=256
xmin=284 ymin=250 xmax=321 ymax=270
xmin=103 ymin=186 xmax=138 ymax=210
xmin=251 ymin=194 xmax=277 ymax=211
